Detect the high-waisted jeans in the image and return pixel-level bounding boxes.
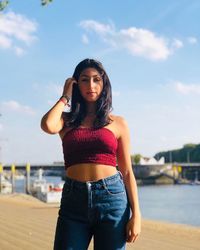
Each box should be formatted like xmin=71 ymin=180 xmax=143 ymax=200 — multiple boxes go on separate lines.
xmin=53 ymin=171 xmax=130 ymax=250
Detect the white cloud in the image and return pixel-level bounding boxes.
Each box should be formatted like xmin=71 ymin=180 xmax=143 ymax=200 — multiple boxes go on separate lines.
xmin=1 ymin=100 xmax=36 ymax=115
xmin=0 ymin=33 xmax=12 ymax=48
xmin=0 ymin=123 xmax=3 ymax=131
xmin=79 ymin=20 xmax=183 ymax=61
xmin=187 ymin=36 xmax=198 ymax=44
xmin=173 ymin=81 xmax=200 ymax=95
xmin=82 ymin=34 xmax=89 ymax=44
xmin=172 ymin=39 xmax=183 ymax=49
xmin=0 ymin=11 xmax=38 ymax=55
xmin=119 ymin=27 xmax=171 ymax=61
xmin=13 ymin=46 xmax=26 ymax=56
xmin=80 ymin=20 xmax=113 ymax=35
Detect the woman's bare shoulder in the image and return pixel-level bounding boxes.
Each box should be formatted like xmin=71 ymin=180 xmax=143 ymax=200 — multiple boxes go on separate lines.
xmin=108 ymin=114 xmax=129 ymax=139
xmin=109 ymin=114 xmax=128 ymax=126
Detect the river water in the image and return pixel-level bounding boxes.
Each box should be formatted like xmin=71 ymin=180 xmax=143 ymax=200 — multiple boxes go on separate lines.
xmin=15 ymin=177 xmax=200 ymax=227
xmin=138 ymin=184 xmax=200 ymax=227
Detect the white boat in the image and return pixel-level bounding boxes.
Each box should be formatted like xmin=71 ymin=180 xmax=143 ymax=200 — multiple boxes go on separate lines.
xmin=30 ymin=169 xmax=64 ymax=203
xmin=189 ymin=171 xmax=200 ymax=185
xmin=0 ymin=175 xmax=12 ymax=194
xmin=190 ymin=180 xmax=200 ymax=185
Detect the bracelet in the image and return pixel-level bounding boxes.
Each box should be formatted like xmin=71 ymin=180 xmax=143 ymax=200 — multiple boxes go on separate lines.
xmin=59 ymin=95 xmax=71 ymax=107
xmin=61 ymin=94 xmax=70 ymax=103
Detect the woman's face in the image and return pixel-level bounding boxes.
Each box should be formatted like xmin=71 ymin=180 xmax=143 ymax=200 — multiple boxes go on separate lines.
xmin=78 ymin=67 xmax=103 ymax=102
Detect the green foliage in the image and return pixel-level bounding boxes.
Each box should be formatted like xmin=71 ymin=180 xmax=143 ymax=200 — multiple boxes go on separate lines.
xmin=41 ymin=0 xmax=53 ymax=6
xmin=0 ymin=0 xmax=53 ymax=11
xmin=183 ymin=143 xmax=196 ymax=148
xmin=154 ymin=143 xmax=200 ymax=163
xmin=0 ymin=0 xmax=9 ymax=11
xmin=131 ymin=154 xmax=142 ymax=164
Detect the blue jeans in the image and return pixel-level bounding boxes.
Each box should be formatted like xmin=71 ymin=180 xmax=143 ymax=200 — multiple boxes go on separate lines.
xmin=53 ymin=171 xmax=130 ymax=250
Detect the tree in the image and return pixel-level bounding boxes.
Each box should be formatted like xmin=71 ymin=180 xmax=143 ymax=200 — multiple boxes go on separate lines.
xmin=131 ymin=154 xmax=142 ymax=164
xmin=183 ymin=143 xmax=196 ymax=149
xmin=0 ymin=0 xmax=53 ymax=11
xmin=0 ymin=0 xmax=8 ymax=11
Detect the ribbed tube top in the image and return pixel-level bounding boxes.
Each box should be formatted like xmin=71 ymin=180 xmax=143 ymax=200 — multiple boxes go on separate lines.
xmin=62 ymin=127 xmax=118 ymax=169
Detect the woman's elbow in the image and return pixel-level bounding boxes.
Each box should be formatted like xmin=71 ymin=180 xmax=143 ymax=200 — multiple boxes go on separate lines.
xmin=40 ymin=119 xmax=58 ymax=134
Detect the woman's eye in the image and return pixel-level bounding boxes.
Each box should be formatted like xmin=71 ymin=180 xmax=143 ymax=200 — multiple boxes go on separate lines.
xmin=95 ymin=78 xmax=101 ymax=82
xmin=80 ymin=78 xmax=101 ymax=83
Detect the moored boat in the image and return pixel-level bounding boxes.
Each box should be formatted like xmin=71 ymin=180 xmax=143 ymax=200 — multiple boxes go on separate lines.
xmin=0 ymin=175 xmax=12 ymax=194
xmin=30 ymin=168 xmax=64 ymax=203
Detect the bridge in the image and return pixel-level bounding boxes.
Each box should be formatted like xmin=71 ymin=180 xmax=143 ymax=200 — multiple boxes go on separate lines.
xmin=2 ymin=163 xmax=66 ymax=179
xmin=176 ymin=163 xmax=200 ymax=180
xmin=1 ymin=162 xmax=200 ymax=181
xmin=2 ymin=163 xmax=65 ymax=171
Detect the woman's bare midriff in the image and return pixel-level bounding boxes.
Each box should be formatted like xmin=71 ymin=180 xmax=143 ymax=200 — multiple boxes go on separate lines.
xmin=65 ymin=163 xmax=118 ymax=182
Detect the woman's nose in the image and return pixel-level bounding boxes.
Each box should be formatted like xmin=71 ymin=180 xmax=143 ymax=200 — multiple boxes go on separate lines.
xmin=88 ymin=78 xmax=95 ymax=87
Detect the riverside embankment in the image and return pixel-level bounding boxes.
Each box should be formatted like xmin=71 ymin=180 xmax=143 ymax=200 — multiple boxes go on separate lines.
xmin=0 ymin=193 xmax=200 ymax=250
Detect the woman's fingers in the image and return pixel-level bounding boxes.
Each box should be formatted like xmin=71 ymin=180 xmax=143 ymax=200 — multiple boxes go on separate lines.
xmin=63 ymin=78 xmax=77 ymax=96
xmin=126 ymin=229 xmax=139 ymax=242
xmin=132 ymin=233 xmax=139 ymax=242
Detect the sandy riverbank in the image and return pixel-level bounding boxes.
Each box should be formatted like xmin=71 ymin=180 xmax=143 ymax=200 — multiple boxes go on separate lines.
xmin=0 ymin=193 xmax=199 ymax=250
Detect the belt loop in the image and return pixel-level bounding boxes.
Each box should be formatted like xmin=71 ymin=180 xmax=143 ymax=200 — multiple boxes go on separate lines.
xmin=118 ymin=170 xmax=123 ymax=180
xmin=102 ymin=178 xmax=107 ymax=189
xmin=86 ymin=181 xmax=91 ymax=190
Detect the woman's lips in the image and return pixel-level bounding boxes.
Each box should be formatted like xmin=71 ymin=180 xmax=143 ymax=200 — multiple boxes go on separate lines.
xmin=87 ymin=92 xmax=96 ymax=95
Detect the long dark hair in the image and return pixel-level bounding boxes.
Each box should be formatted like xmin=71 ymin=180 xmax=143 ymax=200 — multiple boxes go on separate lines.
xmin=64 ymin=58 xmax=113 ymax=128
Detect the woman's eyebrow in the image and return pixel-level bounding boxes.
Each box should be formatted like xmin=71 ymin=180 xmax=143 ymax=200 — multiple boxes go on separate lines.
xmin=80 ymin=74 xmax=101 ymax=78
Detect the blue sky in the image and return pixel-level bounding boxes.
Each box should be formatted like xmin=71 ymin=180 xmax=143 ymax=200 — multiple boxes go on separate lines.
xmin=0 ymin=0 xmax=200 ymax=164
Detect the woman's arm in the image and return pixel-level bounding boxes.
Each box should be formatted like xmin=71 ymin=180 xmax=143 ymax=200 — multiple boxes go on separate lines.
xmin=116 ymin=116 xmax=141 ymax=242
xmin=41 ymin=78 xmax=77 ymax=134
xmin=40 ymin=101 xmax=66 ymax=134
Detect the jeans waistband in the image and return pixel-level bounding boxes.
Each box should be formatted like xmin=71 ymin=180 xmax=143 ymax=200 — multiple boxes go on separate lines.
xmin=64 ymin=171 xmax=123 ymax=190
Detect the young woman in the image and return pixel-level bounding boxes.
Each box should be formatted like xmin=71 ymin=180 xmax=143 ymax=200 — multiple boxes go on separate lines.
xmin=41 ymin=58 xmax=141 ymax=250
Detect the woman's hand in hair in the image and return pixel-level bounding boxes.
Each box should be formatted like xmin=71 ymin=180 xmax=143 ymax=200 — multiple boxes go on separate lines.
xmin=62 ymin=78 xmax=78 ymax=97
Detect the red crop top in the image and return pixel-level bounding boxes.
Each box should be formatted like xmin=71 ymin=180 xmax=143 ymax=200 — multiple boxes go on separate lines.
xmin=62 ymin=127 xmax=118 ymax=169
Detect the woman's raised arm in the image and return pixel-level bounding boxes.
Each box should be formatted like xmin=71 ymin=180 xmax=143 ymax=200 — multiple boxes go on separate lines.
xmin=41 ymin=78 xmax=77 ymax=134
xmin=41 ymin=101 xmax=66 ymax=134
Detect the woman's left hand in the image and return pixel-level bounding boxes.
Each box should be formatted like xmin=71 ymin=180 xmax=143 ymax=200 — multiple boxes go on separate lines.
xmin=126 ymin=213 xmax=141 ymax=243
